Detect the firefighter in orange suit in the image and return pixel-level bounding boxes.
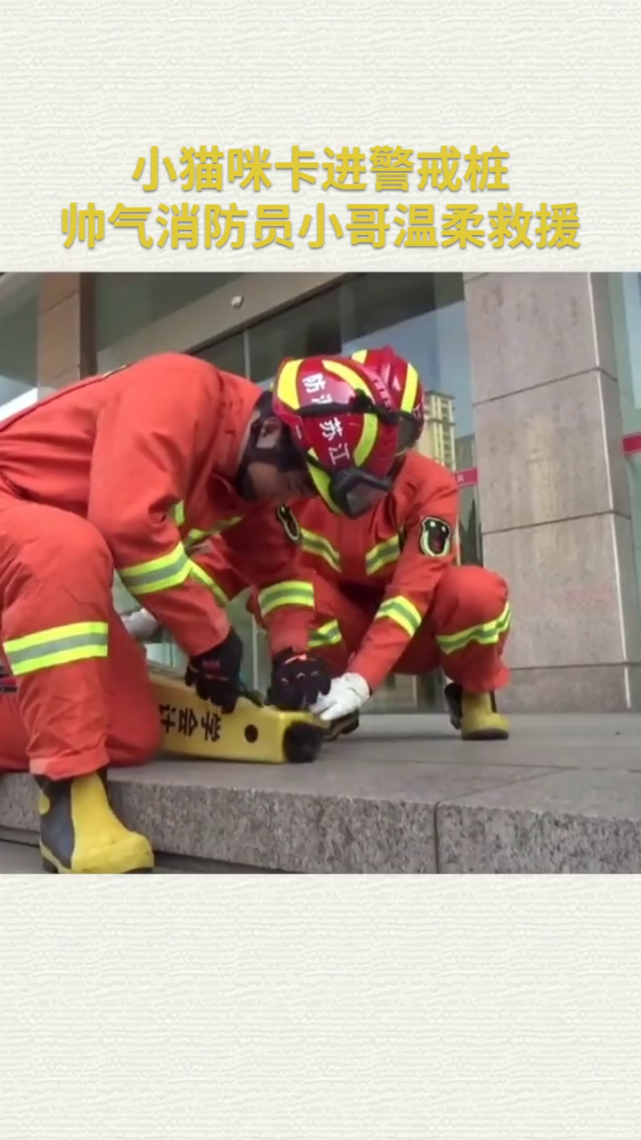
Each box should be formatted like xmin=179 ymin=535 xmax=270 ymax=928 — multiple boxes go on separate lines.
xmin=0 ymin=352 xmax=409 ymax=874
xmin=303 ymin=346 xmax=508 ymax=738
xmin=280 ymin=453 xmax=510 ymax=740
xmin=192 ymin=348 xmax=512 ymax=740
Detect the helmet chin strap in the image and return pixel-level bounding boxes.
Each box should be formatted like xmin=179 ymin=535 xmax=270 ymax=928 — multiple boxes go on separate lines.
xmin=235 ymin=390 xmax=302 ymax=499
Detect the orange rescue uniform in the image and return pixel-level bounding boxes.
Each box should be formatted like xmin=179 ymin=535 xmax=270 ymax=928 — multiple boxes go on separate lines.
xmin=200 ymin=451 xmax=511 ymax=693
xmin=0 ymin=354 xmax=315 ymax=777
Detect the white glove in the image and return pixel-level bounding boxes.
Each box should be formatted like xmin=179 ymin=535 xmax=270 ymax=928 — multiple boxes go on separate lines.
xmin=311 ymin=672 xmax=370 ymax=722
xmin=122 ymin=608 xmax=160 ymax=642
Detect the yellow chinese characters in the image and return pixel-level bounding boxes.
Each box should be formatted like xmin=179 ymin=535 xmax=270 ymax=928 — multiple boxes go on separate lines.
xmin=126 ymin=144 xmax=514 ymax=194
xmin=62 ymin=200 xmax=581 ymax=251
xmin=57 ymin=143 xmax=580 ymax=251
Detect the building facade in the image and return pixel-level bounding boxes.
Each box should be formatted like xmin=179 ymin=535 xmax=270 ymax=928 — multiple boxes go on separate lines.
xmin=2 ymin=269 xmax=641 ymax=712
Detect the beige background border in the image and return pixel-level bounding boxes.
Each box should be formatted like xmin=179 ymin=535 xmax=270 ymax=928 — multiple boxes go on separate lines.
xmin=3 ymin=6 xmax=641 ymax=1137
xmin=2 ymin=0 xmax=638 ymax=269
xmin=3 ymin=878 xmax=641 ymax=1137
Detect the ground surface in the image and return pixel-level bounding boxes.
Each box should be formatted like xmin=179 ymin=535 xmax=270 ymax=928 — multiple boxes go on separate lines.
xmin=2 ymin=713 xmax=641 ymax=873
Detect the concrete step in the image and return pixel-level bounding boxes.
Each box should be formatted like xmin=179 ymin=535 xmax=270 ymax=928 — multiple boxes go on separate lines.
xmin=2 ymin=712 xmax=641 ymax=872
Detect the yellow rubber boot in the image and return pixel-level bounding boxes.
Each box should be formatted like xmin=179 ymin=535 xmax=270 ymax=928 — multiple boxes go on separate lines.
xmin=444 ymin=683 xmax=510 ymax=741
xmin=37 ymin=770 xmax=154 ymax=874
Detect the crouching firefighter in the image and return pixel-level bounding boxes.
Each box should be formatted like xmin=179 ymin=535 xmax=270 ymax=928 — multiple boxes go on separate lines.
xmin=0 ymin=351 xmax=408 ymax=873
xmin=240 ymin=346 xmax=512 ymax=740
xmin=176 ymin=348 xmax=512 ymax=740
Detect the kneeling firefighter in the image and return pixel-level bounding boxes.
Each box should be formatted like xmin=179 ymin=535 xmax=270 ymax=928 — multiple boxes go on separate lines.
xmin=0 ymin=352 xmax=408 ymax=873
xmin=186 ymin=348 xmax=512 ymax=740
xmin=303 ymin=347 xmax=512 ymax=741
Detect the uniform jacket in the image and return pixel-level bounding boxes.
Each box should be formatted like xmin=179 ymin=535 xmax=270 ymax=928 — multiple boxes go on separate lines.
xmin=0 ymin=354 xmax=314 ymax=658
xmin=198 ymin=451 xmax=459 ymax=688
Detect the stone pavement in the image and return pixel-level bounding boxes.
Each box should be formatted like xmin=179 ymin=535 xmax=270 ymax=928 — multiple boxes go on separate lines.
xmin=1 ymin=712 xmax=640 ymax=873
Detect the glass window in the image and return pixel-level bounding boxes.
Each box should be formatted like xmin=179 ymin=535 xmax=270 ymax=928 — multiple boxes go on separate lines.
xmin=226 ymin=591 xmax=257 ymax=688
xmin=340 ymin=275 xmax=473 ymax=461
xmin=195 ymin=332 xmax=246 ymax=376
xmin=95 ymin=272 xmax=242 ymax=352
xmin=0 ymin=279 xmax=38 ymax=408
xmin=339 ymin=273 xmax=481 ymax=569
xmin=247 ymin=288 xmax=342 ymax=385
xmin=339 ymin=272 xmax=462 ymax=340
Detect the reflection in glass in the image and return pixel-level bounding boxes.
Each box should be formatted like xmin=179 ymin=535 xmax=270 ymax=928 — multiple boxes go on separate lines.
xmin=248 ymin=288 xmax=342 ymax=385
xmin=0 ymin=281 xmax=38 ymax=407
xmin=610 ymin=273 xmax=641 ymax=612
xmin=95 ymin=272 xmax=242 ymax=352
xmin=196 ymin=332 xmax=246 ymax=376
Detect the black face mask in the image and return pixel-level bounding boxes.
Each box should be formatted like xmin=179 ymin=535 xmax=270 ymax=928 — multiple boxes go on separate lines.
xmin=234 ymin=390 xmax=306 ymax=500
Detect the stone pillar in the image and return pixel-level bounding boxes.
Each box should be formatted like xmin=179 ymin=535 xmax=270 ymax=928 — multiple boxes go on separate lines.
xmin=465 ymin=272 xmax=641 ymax=711
xmin=37 ymin=273 xmax=96 ymax=391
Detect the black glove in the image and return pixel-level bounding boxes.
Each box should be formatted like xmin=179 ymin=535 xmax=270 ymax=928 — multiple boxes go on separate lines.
xmin=185 ymin=628 xmax=244 ymax=714
xmin=267 ymin=648 xmax=332 ymax=711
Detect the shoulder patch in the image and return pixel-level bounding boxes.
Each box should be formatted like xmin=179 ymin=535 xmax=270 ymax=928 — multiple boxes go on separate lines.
xmin=276 ymin=504 xmax=302 ymax=545
xmin=419 ymin=517 xmax=452 ymax=558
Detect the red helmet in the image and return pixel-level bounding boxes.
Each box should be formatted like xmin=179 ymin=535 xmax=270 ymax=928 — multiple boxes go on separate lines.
xmin=351 ymin=347 xmax=424 ymax=453
xmin=271 ymin=355 xmax=402 ymax=518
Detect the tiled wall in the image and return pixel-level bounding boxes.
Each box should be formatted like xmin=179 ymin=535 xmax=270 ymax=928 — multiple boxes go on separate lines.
xmin=464 ymin=272 xmax=641 ymax=711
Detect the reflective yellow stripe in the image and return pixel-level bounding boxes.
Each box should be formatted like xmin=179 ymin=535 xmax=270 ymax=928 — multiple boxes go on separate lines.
xmin=374 ymin=595 xmax=422 ymax=638
xmin=275 ymin=360 xmax=302 ymax=409
xmin=170 ymin=501 xmax=185 ymax=527
xmin=275 ymin=357 xmax=379 ymax=467
xmin=186 ymin=517 xmax=243 ymax=549
xmin=323 ymin=358 xmax=378 ymax=467
xmin=436 ymin=603 xmax=512 ymax=656
xmin=309 ymin=620 xmax=342 ymax=649
xmin=258 ymin=580 xmax=315 ymax=617
xmin=365 ymin=536 xmax=401 ymax=575
xmin=353 ymin=348 xmax=419 ymax=437
xmin=4 ymin=621 xmax=109 ymax=676
xmin=401 ymin=364 xmax=419 ymax=413
xmin=301 ymin=528 xmax=341 ymax=572
xmin=215 ymin=516 xmax=243 ymax=533
xmin=190 ymin=561 xmax=229 ymax=606
xmin=119 ymin=542 xmax=190 ymax=596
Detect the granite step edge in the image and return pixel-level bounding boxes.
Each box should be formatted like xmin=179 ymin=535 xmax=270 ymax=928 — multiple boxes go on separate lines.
xmin=0 ymin=768 xmax=440 ymax=874
xmin=4 ymin=760 xmax=641 ymax=874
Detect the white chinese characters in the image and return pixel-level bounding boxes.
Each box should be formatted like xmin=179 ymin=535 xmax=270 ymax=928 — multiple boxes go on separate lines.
xmin=319 ymin=417 xmax=343 ymax=442
xmin=301 ymin=373 xmax=327 ymax=395
xmin=328 ymin=442 xmax=352 ymax=465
